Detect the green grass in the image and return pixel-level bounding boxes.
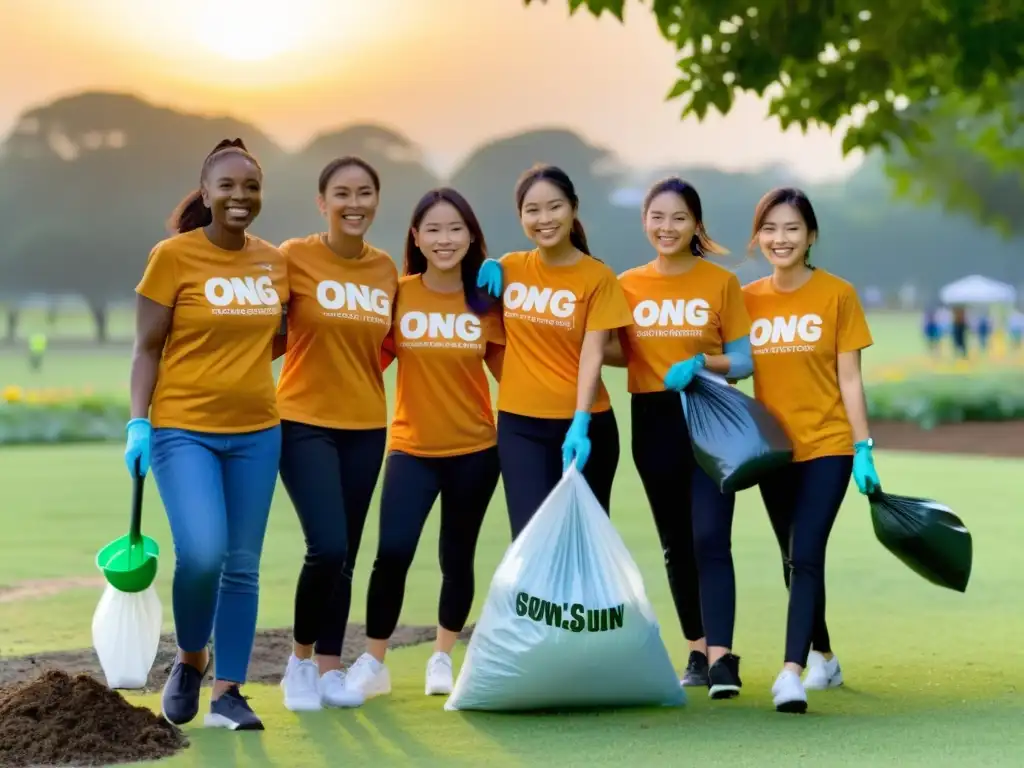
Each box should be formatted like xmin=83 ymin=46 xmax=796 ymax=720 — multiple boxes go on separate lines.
xmin=1 ymin=312 xmax=1022 ymax=766
xmin=2 ymin=443 xmax=1021 ymax=765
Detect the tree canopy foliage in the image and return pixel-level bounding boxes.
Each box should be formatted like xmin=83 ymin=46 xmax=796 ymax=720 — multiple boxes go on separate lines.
xmin=526 ymin=0 xmax=1024 ymax=232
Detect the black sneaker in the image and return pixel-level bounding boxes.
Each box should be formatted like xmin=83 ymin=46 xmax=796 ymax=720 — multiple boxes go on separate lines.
xmin=204 ymin=686 xmax=265 ymax=731
xmin=680 ymin=651 xmax=709 ymax=687
xmin=161 ymin=655 xmax=210 ymax=725
xmin=708 ymin=653 xmax=742 ymax=699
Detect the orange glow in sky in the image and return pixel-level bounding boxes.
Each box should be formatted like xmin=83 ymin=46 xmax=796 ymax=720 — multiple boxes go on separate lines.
xmin=0 ymin=0 xmax=863 ymax=181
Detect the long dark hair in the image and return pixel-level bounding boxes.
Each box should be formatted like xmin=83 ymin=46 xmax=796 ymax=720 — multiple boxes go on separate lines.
xmin=749 ymin=187 xmax=820 ymax=268
xmin=643 ymin=176 xmax=728 ymax=257
xmin=318 ymin=156 xmax=381 ymax=195
xmin=168 ymin=138 xmax=260 ymax=234
xmin=514 ymin=164 xmax=590 ymax=255
xmin=405 ymin=188 xmax=494 ymax=315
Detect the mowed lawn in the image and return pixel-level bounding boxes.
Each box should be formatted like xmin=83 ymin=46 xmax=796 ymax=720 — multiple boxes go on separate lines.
xmin=1 ymin=312 xmax=1022 ymax=766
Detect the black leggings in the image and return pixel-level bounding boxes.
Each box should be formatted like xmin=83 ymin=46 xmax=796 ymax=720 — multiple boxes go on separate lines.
xmin=631 ymin=391 xmax=737 ymax=648
xmin=759 ymin=455 xmax=852 ymax=666
xmin=279 ymin=420 xmax=386 ymax=657
xmin=365 ymin=447 xmax=500 ymax=640
xmin=496 ymin=409 xmax=620 ymax=539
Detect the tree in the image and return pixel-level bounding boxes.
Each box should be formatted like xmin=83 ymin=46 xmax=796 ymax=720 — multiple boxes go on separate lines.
xmin=525 ymin=0 xmax=1024 ymax=232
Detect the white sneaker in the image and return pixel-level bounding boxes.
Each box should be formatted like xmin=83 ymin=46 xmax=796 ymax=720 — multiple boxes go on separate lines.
xmin=425 ymin=652 xmax=454 ymax=696
xmin=280 ymin=655 xmax=322 ymax=712
xmin=344 ymin=653 xmax=391 ymax=699
xmin=804 ymin=651 xmax=844 ymax=690
xmin=319 ymin=669 xmax=365 ymax=708
xmin=772 ymin=669 xmax=808 ymax=714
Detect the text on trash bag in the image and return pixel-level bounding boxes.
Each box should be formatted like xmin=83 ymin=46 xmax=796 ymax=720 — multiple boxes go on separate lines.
xmin=515 ymin=591 xmax=625 ymax=633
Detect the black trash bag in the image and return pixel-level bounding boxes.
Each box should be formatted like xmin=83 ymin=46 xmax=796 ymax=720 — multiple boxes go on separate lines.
xmin=868 ymin=489 xmax=972 ymax=593
xmin=681 ymin=371 xmax=794 ymax=493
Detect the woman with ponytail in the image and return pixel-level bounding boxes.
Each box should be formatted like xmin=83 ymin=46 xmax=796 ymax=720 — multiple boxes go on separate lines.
xmin=475 ymin=163 xmax=632 ymax=538
xmin=608 ymin=177 xmax=753 ymax=700
xmin=125 ymin=139 xmax=288 ymax=731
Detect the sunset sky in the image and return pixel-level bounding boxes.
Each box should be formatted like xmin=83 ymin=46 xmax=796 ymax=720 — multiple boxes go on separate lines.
xmin=0 ymin=0 xmax=863 ymax=180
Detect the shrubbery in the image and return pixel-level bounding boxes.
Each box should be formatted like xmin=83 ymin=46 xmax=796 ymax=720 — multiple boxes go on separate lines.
xmin=1 ymin=371 xmax=1022 ymax=445
xmin=865 ymin=371 xmax=1024 ymax=429
xmin=0 ymin=388 xmax=128 ymax=445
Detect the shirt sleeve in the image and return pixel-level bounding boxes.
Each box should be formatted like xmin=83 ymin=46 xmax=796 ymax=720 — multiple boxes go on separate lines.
xmin=720 ymin=273 xmax=753 ymax=344
xmin=483 ymin=307 xmax=506 ymax=346
xmin=135 ymin=242 xmax=179 ymax=307
xmin=585 ymin=266 xmax=634 ymax=332
xmin=837 ymin=284 xmax=874 ymax=353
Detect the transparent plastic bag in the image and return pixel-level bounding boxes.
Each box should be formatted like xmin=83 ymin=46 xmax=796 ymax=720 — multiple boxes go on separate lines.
xmin=682 ymin=370 xmax=793 ymax=492
xmin=445 ymin=465 xmax=684 ymax=712
xmin=91 ymin=583 xmax=163 ymax=689
xmin=869 ymin=489 xmax=972 ymax=593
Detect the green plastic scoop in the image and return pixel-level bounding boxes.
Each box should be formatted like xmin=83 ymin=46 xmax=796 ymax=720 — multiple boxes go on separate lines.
xmin=96 ymin=459 xmax=160 ymax=593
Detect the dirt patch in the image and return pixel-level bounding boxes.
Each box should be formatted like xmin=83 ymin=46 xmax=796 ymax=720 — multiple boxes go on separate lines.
xmin=0 ymin=623 xmax=474 ymax=691
xmin=0 ymin=669 xmax=187 ymax=767
xmin=871 ymin=420 xmax=1024 ymax=459
xmin=0 ymin=577 xmax=106 ymax=604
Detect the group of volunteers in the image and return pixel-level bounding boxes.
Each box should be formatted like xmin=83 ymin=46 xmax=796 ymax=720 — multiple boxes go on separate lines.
xmin=124 ymin=136 xmax=881 ymax=731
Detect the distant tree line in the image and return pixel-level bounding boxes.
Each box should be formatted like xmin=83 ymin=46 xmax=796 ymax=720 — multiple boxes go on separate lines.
xmin=0 ymin=92 xmax=1021 ymax=342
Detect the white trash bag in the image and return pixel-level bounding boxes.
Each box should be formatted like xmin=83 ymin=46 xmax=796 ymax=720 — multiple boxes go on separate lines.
xmin=91 ymin=584 xmax=163 ymax=689
xmin=445 ymin=465 xmax=685 ymax=712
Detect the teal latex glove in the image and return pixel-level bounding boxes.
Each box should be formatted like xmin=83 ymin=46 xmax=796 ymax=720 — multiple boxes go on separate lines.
xmin=853 ymin=439 xmax=880 ymax=495
xmin=125 ymin=417 xmax=152 ymax=478
xmin=476 ymin=259 xmax=504 ymax=299
xmin=561 ymin=411 xmax=592 ymax=472
xmin=664 ymin=353 xmax=706 ymax=392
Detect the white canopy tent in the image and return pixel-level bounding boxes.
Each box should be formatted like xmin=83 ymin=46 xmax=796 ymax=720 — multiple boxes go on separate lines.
xmin=939 ymin=275 xmax=1017 ymax=306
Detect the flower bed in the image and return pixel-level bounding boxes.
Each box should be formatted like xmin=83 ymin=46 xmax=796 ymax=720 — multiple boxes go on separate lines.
xmin=866 ymin=371 xmax=1024 ymax=430
xmin=0 ymin=387 xmax=128 ymax=445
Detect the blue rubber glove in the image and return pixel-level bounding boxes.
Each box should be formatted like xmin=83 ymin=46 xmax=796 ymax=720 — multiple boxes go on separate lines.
xmin=663 ymin=353 xmax=706 ymax=392
xmin=722 ymin=336 xmax=753 ymax=380
xmin=125 ymin=417 xmax=152 ymax=478
xmin=476 ymin=259 xmax=503 ymax=299
xmin=561 ymin=411 xmax=592 ymax=472
xmin=852 ymin=439 xmax=880 ymax=495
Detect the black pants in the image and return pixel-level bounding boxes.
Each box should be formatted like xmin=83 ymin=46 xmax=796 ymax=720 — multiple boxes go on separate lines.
xmin=759 ymin=455 xmax=852 ymax=666
xmin=365 ymin=447 xmax=500 ymax=640
xmin=279 ymin=420 xmax=387 ymax=656
xmin=497 ymin=409 xmax=619 ymax=539
xmin=631 ymin=391 xmax=736 ymax=648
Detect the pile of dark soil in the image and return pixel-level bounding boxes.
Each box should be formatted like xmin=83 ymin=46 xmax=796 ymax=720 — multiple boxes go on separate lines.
xmin=0 ymin=669 xmax=187 ymax=767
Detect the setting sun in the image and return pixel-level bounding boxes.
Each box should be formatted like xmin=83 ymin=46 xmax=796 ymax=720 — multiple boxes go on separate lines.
xmin=194 ymin=0 xmax=311 ymax=62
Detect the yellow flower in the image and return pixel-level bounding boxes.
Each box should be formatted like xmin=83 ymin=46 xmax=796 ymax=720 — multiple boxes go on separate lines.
xmin=2 ymin=385 xmax=23 ymax=403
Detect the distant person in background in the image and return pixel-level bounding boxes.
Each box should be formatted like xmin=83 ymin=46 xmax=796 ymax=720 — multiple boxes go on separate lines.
xmin=1008 ymin=309 xmax=1024 ymax=350
xmin=126 ymin=138 xmax=287 ymax=731
xmin=951 ymin=306 xmax=968 ymax=357
xmin=344 ymin=188 xmax=504 ymax=702
xmin=274 ymin=157 xmax=398 ymax=712
xmin=604 ymin=177 xmax=753 ymax=698
xmin=475 ymin=164 xmax=632 ymax=537
xmin=27 ymin=331 xmax=47 ymax=371
xmin=975 ymin=310 xmax=991 ymax=354
xmin=742 ymin=188 xmax=879 ymax=714
xmin=922 ymin=306 xmax=941 ymax=357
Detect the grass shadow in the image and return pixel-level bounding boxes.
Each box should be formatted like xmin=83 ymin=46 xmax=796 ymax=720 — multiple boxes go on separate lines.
xmin=359 ymin=699 xmax=438 ymax=762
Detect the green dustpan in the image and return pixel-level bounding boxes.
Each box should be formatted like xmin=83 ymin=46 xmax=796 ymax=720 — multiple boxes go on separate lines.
xmin=96 ymin=458 xmax=160 ymax=593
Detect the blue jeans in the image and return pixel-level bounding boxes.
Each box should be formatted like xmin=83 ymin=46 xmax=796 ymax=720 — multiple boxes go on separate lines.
xmin=151 ymin=425 xmax=281 ymax=684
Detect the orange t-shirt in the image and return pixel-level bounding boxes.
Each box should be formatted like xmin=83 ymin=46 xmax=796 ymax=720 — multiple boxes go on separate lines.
xmin=135 ymin=228 xmax=288 ymax=433
xmin=276 ymin=234 xmax=398 ymax=430
xmin=497 ymin=249 xmax=633 ymax=419
xmin=618 ymin=259 xmax=751 ymax=394
xmin=742 ymin=269 xmax=874 ymax=462
xmin=386 ymin=274 xmax=505 ymax=457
